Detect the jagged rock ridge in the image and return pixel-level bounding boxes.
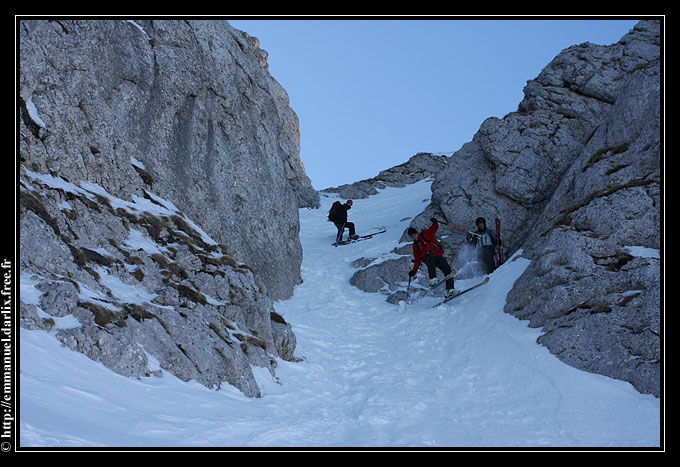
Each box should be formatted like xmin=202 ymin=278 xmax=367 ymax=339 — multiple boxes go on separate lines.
xmin=321 ymin=152 xmax=448 ymax=199
xmin=19 ymin=19 xmax=318 ymax=397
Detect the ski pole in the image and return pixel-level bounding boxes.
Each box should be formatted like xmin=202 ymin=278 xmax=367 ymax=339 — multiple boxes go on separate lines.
xmin=405 ymin=275 xmax=412 ymax=301
xmin=433 ymin=219 xmax=482 ymax=237
xmin=495 ymin=217 xmax=503 ymax=265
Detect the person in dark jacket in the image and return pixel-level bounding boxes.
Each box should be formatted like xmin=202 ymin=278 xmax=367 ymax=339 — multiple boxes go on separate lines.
xmin=408 ymin=218 xmax=457 ymax=298
xmin=333 ymin=200 xmax=358 ymax=244
xmin=466 ymin=217 xmax=496 ymax=274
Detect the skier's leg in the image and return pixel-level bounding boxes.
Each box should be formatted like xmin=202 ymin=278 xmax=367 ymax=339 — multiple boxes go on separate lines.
xmin=436 ymin=256 xmax=455 ymax=290
xmin=335 ymin=223 xmax=345 ymax=243
xmin=423 ymin=254 xmax=437 ymax=281
xmin=482 ymin=247 xmax=495 ymax=274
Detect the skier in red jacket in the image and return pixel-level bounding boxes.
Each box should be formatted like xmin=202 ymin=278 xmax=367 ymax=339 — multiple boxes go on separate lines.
xmin=408 ymin=218 xmax=458 ymax=298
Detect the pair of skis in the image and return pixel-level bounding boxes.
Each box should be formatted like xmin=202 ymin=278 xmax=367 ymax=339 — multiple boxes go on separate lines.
xmin=402 ymin=275 xmax=489 ymax=309
xmin=404 ymin=269 xmax=489 ymax=307
xmin=333 ymin=229 xmax=387 ymax=246
xmin=431 ymin=276 xmax=489 ymax=307
xmin=405 ymin=269 xmax=456 ymax=299
xmin=423 ymin=270 xmax=489 ymax=307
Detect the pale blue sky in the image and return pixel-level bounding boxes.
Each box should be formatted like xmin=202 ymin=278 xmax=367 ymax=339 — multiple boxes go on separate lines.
xmin=228 ymin=18 xmax=640 ymax=190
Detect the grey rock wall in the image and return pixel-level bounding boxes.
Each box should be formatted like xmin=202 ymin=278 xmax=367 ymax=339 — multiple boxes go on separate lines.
xmin=20 ymin=19 xmax=318 ymax=301
xmin=344 ymin=20 xmax=661 ymax=397
xmin=432 ymin=20 xmax=661 ymax=396
xmin=19 ymin=19 xmax=316 ymax=396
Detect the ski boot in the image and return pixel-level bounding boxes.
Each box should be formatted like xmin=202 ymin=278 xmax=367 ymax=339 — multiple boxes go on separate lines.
xmin=445 ymin=289 xmax=460 ymax=299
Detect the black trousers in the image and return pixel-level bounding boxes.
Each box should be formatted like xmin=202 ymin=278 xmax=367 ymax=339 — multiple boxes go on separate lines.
xmin=335 ymin=222 xmax=355 ymax=242
xmin=423 ymin=254 xmax=454 ymax=290
xmin=479 ymin=246 xmax=496 ymax=274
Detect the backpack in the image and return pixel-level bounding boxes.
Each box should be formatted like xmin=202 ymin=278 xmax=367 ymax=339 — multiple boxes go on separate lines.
xmin=328 ymin=201 xmax=342 ymax=222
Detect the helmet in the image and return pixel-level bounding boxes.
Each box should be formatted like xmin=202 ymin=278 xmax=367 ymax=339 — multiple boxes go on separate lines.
xmin=346 ymin=200 xmax=353 ymax=206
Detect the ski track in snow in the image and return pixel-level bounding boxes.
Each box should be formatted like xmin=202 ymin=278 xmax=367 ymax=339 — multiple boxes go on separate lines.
xmin=20 ymin=178 xmax=661 ymax=448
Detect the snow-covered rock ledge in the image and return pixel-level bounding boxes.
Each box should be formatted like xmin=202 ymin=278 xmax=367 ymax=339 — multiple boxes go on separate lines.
xmin=20 ymin=164 xmax=297 ymax=398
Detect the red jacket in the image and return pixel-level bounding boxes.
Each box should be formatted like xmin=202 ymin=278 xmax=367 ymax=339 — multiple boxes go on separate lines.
xmin=411 ymin=222 xmax=444 ymax=274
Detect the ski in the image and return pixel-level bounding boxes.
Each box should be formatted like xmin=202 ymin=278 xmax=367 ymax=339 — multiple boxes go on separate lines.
xmin=495 ymin=217 xmax=503 ymax=267
xmin=432 ymin=277 xmax=489 ymax=307
xmin=429 ymin=270 xmax=456 ymax=289
xmin=333 ymin=229 xmax=387 ymax=246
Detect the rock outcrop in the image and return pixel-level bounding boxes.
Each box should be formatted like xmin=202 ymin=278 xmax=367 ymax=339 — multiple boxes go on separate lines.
xmin=20 ymin=19 xmax=318 ymax=301
xmin=346 ymin=21 xmax=661 ymax=397
xmin=321 ymin=152 xmax=448 ymax=199
xmin=429 ymin=20 xmax=661 ymax=396
xmin=19 ymin=19 xmax=316 ymax=396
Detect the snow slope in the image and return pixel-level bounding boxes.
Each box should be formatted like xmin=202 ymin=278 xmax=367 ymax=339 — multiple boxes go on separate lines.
xmin=19 ymin=178 xmax=661 ymax=448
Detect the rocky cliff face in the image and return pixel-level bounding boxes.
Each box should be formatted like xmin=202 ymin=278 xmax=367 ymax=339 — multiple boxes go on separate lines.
xmin=19 ymin=19 xmax=318 ymax=397
xmin=345 ymin=21 xmax=661 ymax=397
xmin=429 ymin=20 xmax=661 ymax=396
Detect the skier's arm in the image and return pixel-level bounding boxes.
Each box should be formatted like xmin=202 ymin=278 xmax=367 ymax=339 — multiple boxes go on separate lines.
xmin=422 ymin=219 xmax=439 ymax=237
xmin=410 ymin=244 xmax=421 ymax=276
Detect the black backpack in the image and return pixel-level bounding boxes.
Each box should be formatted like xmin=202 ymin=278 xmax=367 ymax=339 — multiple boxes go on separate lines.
xmin=328 ymin=201 xmax=342 ymax=222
